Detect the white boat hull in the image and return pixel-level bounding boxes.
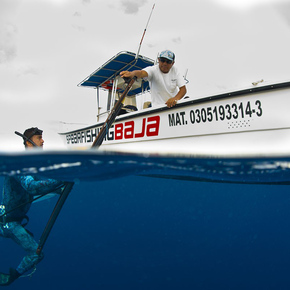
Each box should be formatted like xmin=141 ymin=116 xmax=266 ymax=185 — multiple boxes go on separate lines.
xmin=60 ymin=82 xmax=290 ymax=156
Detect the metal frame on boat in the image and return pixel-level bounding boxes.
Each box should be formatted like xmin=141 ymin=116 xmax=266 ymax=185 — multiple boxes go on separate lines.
xmin=60 ymin=51 xmax=290 ymax=156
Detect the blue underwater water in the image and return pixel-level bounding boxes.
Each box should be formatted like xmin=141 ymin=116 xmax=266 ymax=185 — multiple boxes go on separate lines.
xmin=1 ymin=151 xmax=290 ymax=289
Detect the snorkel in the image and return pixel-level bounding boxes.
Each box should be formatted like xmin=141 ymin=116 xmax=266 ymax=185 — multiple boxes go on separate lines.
xmin=15 ymin=127 xmax=43 ymax=147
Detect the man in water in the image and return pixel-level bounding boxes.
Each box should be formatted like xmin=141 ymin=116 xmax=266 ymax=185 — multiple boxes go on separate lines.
xmin=0 ymin=127 xmax=65 ymax=286
xmin=120 ymin=50 xmax=187 ymax=108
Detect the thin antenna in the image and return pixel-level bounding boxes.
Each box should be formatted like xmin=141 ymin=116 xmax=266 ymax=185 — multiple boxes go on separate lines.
xmin=136 ymin=3 xmax=155 ymax=59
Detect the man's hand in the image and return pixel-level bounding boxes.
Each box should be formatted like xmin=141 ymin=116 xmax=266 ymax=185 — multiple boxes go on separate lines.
xmin=120 ymin=71 xmax=134 ymax=78
xmin=120 ymin=70 xmax=148 ymax=79
xmin=166 ymin=86 xmax=186 ymax=108
xmin=166 ymin=97 xmax=178 ymax=108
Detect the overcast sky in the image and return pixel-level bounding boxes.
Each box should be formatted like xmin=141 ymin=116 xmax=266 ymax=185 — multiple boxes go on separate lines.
xmin=1 ymin=0 xmax=290 ymax=151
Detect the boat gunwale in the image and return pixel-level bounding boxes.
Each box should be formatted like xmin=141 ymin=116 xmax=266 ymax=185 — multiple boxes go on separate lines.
xmin=60 ymin=80 xmax=290 ymax=135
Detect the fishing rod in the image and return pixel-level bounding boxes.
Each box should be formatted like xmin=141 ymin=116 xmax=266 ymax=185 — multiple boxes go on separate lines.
xmin=91 ymin=4 xmax=155 ymax=148
xmin=91 ymin=77 xmax=137 ymax=148
xmin=136 ymin=3 xmax=155 ymax=59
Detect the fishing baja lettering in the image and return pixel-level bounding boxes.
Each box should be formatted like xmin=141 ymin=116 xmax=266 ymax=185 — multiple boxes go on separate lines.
xmin=66 ymin=116 xmax=160 ymax=144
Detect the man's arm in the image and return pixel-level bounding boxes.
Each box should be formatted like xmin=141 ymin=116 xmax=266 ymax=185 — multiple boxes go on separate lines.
xmin=120 ymin=70 xmax=148 ymax=79
xmin=17 ymin=176 xmax=64 ymax=196
xmin=166 ymin=85 xmax=187 ymax=108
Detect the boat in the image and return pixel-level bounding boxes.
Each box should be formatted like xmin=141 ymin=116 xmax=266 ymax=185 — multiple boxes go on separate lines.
xmin=60 ymin=50 xmax=290 ymax=156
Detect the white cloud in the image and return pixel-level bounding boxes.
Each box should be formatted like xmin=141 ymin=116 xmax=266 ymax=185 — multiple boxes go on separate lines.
xmin=120 ymin=0 xmax=148 ymax=14
xmin=275 ymin=3 xmax=290 ymax=26
xmin=72 ymin=24 xmax=85 ymax=32
xmin=211 ymin=0 xmax=290 ymax=10
xmin=82 ymin=0 xmax=91 ymax=5
xmin=172 ymin=37 xmax=182 ymax=44
xmin=32 ymin=0 xmax=71 ymax=5
xmin=0 ymin=23 xmax=18 ymax=64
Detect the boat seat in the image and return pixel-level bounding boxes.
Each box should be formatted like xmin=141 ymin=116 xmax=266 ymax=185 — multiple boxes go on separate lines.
xmin=124 ymin=105 xmax=138 ymax=112
xmin=117 ymin=105 xmax=138 ymax=116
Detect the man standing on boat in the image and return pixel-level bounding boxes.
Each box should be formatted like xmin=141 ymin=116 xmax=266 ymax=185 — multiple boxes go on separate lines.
xmin=0 ymin=127 xmax=65 ymax=286
xmin=120 ymin=50 xmax=187 ymax=108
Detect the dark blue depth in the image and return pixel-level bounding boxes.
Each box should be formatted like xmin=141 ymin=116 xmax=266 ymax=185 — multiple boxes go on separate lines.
xmin=1 ymin=166 xmax=290 ymax=289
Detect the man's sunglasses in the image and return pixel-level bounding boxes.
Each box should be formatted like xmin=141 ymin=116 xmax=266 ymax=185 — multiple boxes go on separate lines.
xmin=159 ymin=57 xmax=173 ymax=64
